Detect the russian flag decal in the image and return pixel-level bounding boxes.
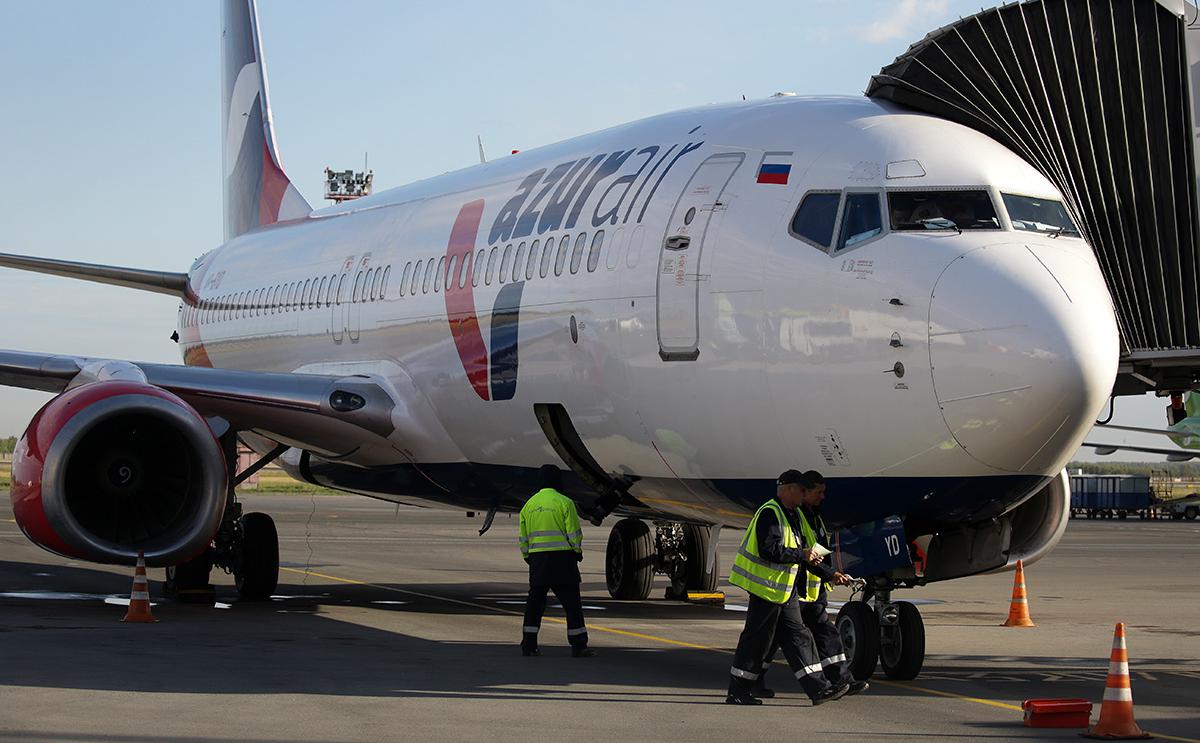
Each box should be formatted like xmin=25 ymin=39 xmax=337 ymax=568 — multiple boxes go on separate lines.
xmin=756 ymin=152 xmax=793 ymax=185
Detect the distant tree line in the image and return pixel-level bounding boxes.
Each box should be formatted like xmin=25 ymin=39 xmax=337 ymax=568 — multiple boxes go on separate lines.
xmin=1069 ymin=460 xmax=1200 ymax=477
xmin=0 ymin=436 xmax=14 ymax=455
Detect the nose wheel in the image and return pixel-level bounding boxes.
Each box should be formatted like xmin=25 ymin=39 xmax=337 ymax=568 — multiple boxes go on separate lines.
xmin=836 ymin=594 xmax=926 ymax=680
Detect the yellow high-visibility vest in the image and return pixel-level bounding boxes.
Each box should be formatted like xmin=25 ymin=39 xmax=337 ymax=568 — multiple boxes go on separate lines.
xmin=798 ymin=510 xmax=830 ymax=601
xmin=729 ymin=500 xmax=800 ymax=604
xmin=518 ymin=488 xmax=583 ymax=559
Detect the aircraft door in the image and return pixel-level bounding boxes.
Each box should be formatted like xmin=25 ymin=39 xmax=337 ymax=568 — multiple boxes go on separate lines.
xmin=656 ymin=153 xmax=743 ymax=361
xmin=331 ymin=272 xmax=347 ymax=344
xmin=348 ymin=269 xmax=363 ymax=343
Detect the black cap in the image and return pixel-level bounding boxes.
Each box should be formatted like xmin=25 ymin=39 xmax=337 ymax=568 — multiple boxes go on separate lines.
xmin=777 ymin=469 xmax=804 ymax=486
xmin=539 ymin=464 xmax=563 ymax=490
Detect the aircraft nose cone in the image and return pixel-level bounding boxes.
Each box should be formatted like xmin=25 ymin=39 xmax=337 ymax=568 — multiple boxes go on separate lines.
xmin=929 ymin=243 xmax=1118 ymax=473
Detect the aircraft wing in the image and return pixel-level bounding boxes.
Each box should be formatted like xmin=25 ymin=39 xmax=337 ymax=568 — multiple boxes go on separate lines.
xmin=1093 ymin=423 xmax=1186 ymax=438
xmin=1081 ymin=441 xmax=1200 ymax=461
xmin=0 ymin=349 xmax=396 ymax=459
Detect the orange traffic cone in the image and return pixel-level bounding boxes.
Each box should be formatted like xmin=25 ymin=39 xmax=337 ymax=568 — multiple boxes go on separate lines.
xmin=1002 ymin=559 xmax=1035 ymax=627
xmin=1082 ymin=623 xmax=1150 ymax=739
xmin=121 ymin=551 xmax=158 ymax=623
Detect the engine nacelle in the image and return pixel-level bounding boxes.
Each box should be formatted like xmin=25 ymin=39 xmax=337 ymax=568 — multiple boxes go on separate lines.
xmin=921 ymin=470 xmax=1071 ymax=581
xmin=10 ymin=381 xmax=227 ymax=566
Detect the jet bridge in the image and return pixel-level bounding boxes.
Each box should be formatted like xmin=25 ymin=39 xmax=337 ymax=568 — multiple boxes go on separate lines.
xmin=866 ymin=0 xmax=1200 ymax=394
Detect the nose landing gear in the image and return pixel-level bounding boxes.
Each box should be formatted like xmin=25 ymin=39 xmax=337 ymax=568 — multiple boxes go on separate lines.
xmin=835 ymin=584 xmax=926 ymax=680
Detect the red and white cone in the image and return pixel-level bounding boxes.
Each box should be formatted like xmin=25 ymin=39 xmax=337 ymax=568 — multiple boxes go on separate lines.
xmin=121 ymin=551 xmax=158 ymax=623
xmin=1081 ymin=623 xmax=1149 ymax=739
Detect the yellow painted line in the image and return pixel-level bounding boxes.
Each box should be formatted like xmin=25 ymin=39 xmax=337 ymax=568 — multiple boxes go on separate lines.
xmin=871 ymin=678 xmax=1020 ymax=711
xmin=280 ymin=566 xmax=1199 ymax=741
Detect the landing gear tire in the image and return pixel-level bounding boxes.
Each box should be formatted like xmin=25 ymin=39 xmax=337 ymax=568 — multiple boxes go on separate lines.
xmin=879 ymin=601 xmax=925 ymax=680
xmin=606 ymin=518 xmax=654 ymax=599
xmin=836 ymin=601 xmax=880 ymax=681
xmin=235 ymin=512 xmax=279 ymax=601
xmin=682 ymin=524 xmax=719 ymax=592
xmin=1186 ymin=507 xmax=1198 ymax=521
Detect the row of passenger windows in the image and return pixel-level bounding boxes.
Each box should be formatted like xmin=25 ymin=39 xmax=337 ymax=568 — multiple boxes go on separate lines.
xmin=397 ymin=230 xmax=605 ymax=297
xmin=182 ymin=229 xmax=609 ymax=326
xmin=185 ymin=265 xmax=393 ymax=326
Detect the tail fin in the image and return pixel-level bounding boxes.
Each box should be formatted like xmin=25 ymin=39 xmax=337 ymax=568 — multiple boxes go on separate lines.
xmin=221 ymin=0 xmax=311 ymax=242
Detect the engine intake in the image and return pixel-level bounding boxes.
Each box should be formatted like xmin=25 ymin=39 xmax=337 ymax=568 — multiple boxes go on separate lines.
xmin=10 ymin=381 xmax=227 ymax=566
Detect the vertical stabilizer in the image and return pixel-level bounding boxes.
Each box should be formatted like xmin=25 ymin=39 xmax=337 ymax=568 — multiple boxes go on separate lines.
xmin=222 ymin=0 xmax=312 ymax=242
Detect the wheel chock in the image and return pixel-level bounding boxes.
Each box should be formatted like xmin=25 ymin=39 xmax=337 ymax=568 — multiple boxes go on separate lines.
xmin=685 ymin=591 xmax=725 ymax=605
xmin=1021 ymin=698 xmax=1092 ymax=728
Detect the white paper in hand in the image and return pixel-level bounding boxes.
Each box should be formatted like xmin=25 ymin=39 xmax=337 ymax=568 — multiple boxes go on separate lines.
xmin=811 ymin=543 xmax=832 ymax=558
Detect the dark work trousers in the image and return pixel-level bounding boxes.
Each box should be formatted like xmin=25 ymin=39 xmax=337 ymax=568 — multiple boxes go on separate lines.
xmin=728 ymin=593 xmax=831 ymax=700
xmin=521 ymin=582 xmax=588 ymax=650
xmin=758 ymin=590 xmax=851 ymax=688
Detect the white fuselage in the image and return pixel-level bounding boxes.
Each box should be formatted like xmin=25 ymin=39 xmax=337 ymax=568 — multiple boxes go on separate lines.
xmin=177 ymin=96 xmax=1119 ymax=528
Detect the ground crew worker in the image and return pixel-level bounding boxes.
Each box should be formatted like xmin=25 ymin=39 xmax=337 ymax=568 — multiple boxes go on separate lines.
xmin=726 ymin=469 xmax=849 ymax=706
xmin=519 ymin=465 xmax=595 ymax=658
xmin=753 ymin=470 xmax=868 ymax=698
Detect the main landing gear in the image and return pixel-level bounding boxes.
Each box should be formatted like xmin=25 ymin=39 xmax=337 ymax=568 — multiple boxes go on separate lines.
xmin=604 ymin=518 xmax=719 ymax=600
xmin=835 ymin=583 xmax=926 ymax=680
xmin=162 ymin=437 xmax=281 ymax=603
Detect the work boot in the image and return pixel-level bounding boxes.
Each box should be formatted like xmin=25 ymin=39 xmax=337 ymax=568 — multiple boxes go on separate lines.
xmin=725 ymin=691 xmax=763 ymax=705
xmin=846 ymin=680 xmax=869 ymax=695
xmin=571 ymin=647 xmax=596 ymax=658
xmin=749 ymin=682 xmax=775 ymax=699
xmin=521 ymin=647 xmax=540 ymax=657
xmin=810 ymin=683 xmax=850 ymax=706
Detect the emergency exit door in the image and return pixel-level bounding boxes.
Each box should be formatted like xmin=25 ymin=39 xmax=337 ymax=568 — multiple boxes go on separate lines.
xmin=656 ymin=153 xmax=743 ymax=361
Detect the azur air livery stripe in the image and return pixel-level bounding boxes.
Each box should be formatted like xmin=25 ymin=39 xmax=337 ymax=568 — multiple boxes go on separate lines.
xmin=443 ymin=200 xmax=524 ymax=402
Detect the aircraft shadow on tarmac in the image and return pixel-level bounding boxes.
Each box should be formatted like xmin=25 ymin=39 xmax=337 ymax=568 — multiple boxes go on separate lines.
xmin=1 ymin=558 xmax=1197 ymax=737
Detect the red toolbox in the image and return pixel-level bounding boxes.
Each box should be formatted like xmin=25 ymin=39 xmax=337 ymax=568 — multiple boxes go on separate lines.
xmin=1022 ymin=698 xmax=1094 ymax=728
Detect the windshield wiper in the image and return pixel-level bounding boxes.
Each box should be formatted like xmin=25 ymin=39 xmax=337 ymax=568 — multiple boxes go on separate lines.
xmin=1047 ymin=226 xmax=1080 ymax=239
xmin=918 ymin=217 xmax=961 ymax=235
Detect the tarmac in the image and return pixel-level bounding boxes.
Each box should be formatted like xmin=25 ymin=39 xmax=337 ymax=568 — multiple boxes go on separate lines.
xmin=0 ymin=492 xmax=1197 ymax=742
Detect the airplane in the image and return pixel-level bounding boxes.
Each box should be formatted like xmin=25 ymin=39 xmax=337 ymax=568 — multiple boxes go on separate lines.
xmin=0 ymin=0 xmax=1121 ymax=681
xmin=1084 ymin=391 xmax=1200 ymax=461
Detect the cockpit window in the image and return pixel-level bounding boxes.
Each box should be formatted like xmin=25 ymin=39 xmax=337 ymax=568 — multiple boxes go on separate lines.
xmin=790 ymin=191 xmax=841 ymax=247
xmin=837 ymin=193 xmax=883 ymax=250
xmin=889 ymin=190 xmax=1000 ymax=231
xmin=1002 ymin=193 xmax=1079 ymax=236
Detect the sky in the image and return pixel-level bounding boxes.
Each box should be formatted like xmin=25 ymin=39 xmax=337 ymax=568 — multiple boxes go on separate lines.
xmin=0 ymin=0 xmax=1174 ymax=460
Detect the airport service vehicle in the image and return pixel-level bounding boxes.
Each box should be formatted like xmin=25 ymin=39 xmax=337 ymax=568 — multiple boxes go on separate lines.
xmin=1068 ymin=475 xmax=1155 ymax=520
xmin=0 ymin=1 xmax=1125 ymax=681
xmin=1163 ymin=495 xmax=1200 ymax=521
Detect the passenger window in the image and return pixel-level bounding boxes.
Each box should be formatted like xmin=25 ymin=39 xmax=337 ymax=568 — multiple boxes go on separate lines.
xmin=587 ymin=230 xmax=604 ymax=272
xmin=353 ymin=271 xmax=364 ymax=302
xmin=445 ymin=255 xmax=457 ymax=291
xmin=570 ymin=232 xmax=587 ymax=274
xmin=486 ymin=246 xmax=498 ymax=285
xmin=434 ymin=256 xmax=446 ymax=293
xmin=364 ymin=269 xmax=375 ymax=301
xmin=410 ymin=260 xmax=423 ymax=296
xmin=302 ymin=280 xmax=311 ymax=308
xmin=837 ymin=193 xmax=883 ymax=250
xmin=422 ymin=260 xmax=435 ymax=293
xmin=540 ymin=237 xmax=555 ymax=278
xmin=554 ymin=236 xmax=569 ymax=276
xmin=381 ymin=266 xmax=391 ymax=298
xmin=335 ymin=275 xmax=346 ymax=306
xmin=499 ymin=244 xmax=513 ymax=284
xmin=890 ymin=190 xmax=1000 ymax=231
xmin=513 ymin=242 xmax=527 ymax=282
xmin=791 ymin=192 xmax=841 ymax=248
xmin=526 ymin=239 xmax=540 ymax=280
xmin=473 ymin=249 xmax=485 ymax=287
xmin=400 ymin=262 xmax=412 ymax=297
xmin=458 ymin=253 xmax=471 ymax=289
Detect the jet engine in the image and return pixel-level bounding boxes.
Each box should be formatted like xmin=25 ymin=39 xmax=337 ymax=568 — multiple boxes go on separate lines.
xmin=9 ymin=380 xmax=227 ymax=566
xmin=921 ymin=470 xmax=1071 ymax=581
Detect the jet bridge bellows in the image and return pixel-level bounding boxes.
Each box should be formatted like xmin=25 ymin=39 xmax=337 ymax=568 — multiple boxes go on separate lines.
xmin=867 ymin=0 xmax=1200 ymax=364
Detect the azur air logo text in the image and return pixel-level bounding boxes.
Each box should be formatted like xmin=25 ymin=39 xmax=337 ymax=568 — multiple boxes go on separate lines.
xmin=444 ymin=140 xmax=704 ymax=401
